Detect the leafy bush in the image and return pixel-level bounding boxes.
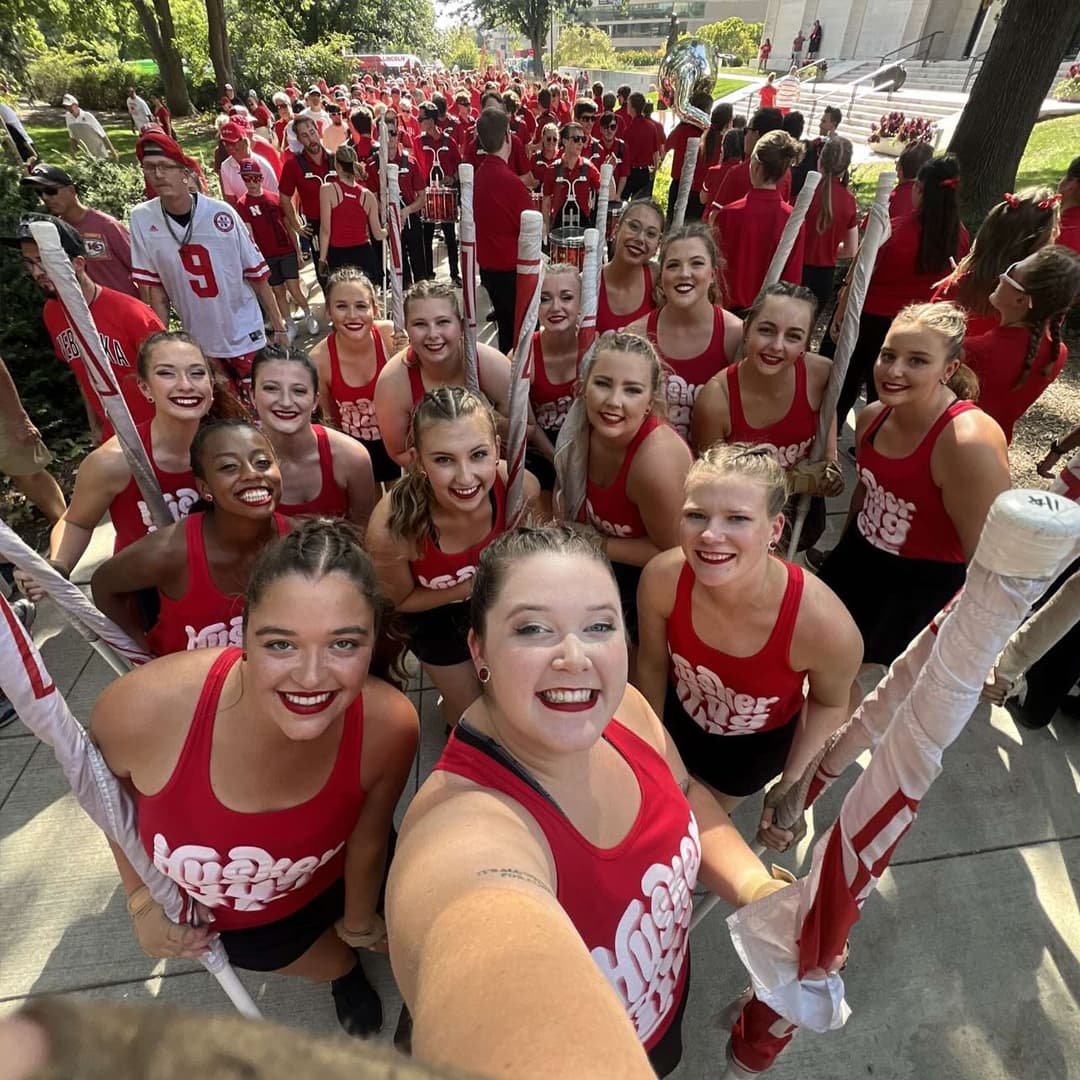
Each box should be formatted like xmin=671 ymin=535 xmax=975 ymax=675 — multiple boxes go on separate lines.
xmin=27 ymin=48 xmax=160 ymax=110
xmin=555 ymin=27 xmax=617 ymax=71
xmin=689 ymin=18 xmax=764 ymax=64
xmin=616 ymin=48 xmax=665 ymax=68
xmin=231 ymin=22 xmax=355 ymax=99
xmin=1052 ymin=74 xmax=1080 ymax=102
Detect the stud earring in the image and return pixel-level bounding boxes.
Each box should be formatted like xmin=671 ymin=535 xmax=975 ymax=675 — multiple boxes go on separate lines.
xmin=477 ymin=665 xmax=491 ymax=684
xmin=205 ymin=493 xmax=213 ymax=502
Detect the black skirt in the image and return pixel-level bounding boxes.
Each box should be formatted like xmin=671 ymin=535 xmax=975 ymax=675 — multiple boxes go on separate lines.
xmin=818 ymin=526 xmax=966 ymax=667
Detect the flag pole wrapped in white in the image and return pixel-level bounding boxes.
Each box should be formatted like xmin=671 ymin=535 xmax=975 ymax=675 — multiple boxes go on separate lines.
xmin=593 ymin=162 xmax=615 ymax=271
xmin=762 ymin=171 xmax=819 ymax=289
xmin=786 ymin=170 xmax=895 ymax=557
xmin=505 ymin=210 xmax=545 ymax=522
xmin=458 ymin=162 xmax=480 ymax=395
xmin=672 ymin=136 xmax=700 ymax=229
xmin=30 ymin=221 xmax=171 ymax=530
xmin=378 ymin=117 xmax=391 ymax=303
xmin=0 ymin=518 xmax=150 ymax=672
xmin=578 ymin=227 xmax=601 ymax=354
xmin=721 ymin=490 xmax=1080 ymax=1074
xmin=0 ymin=593 xmax=261 ymax=1018
xmin=384 ymin=163 xmax=406 ymax=333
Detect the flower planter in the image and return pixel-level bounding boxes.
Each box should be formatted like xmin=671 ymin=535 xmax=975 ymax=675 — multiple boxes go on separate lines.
xmin=870 ymin=135 xmax=905 ymax=157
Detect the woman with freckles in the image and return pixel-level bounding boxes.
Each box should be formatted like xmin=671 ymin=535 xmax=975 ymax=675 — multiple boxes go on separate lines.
xmin=366 ymin=387 xmax=539 ymax=728
xmin=635 ymin=444 xmax=862 ymax=848
xmin=387 ymin=523 xmax=793 ymax=1080
xmin=373 ymin=280 xmax=512 ymax=465
xmin=90 ymin=519 xmax=418 ymax=1038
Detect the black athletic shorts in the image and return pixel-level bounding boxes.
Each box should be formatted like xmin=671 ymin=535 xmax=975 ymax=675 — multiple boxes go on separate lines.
xmin=266 ymin=251 xmax=300 ymax=287
xmin=362 ymin=436 xmax=402 ymax=485
xmin=612 ymin=560 xmax=644 ymax=646
xmin=663 ymin=683 xmax=799 ymax=798
xmin=648 ymin=954 xmax=691 ymax=1076
xmin=218 ymin=877 xmax=344 ymax=971
xmin=397 ymin=601 xmax=473 ymax=667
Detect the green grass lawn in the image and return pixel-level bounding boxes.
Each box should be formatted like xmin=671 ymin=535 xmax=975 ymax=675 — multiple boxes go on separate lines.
xmin=24 ymin=112 xmax=218 ymax=167
xmin=848 ymin=113 xmax=1080 ymax=212
xmin=712 ymin=76 xmax=752 ymax=100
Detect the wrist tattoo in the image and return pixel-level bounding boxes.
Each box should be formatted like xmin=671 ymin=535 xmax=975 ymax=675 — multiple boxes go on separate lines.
xmin=477 ymin=867 xmax=552 ymax=893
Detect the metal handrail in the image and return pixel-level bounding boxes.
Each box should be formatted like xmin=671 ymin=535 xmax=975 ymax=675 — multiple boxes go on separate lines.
xmin=801 ymin=60 xmax=909 ymax=125
xmin=880 ymin=29 xmax=942 ymax=67
xmin=962 ymin=47 xmax=990 ymax=92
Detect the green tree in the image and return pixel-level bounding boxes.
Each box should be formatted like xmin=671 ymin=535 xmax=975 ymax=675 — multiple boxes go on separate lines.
xmin=466 ymin=0 xmax=589 ymax=78
xmin=438 ymin=26 xmax=482 ymax=71
xmin=949 ymin=0 xmax=1080 ymax=224
xmin=688 ymin=17 xmax=762 ymax=64
xmin=554 ymin=25 xmax=615 ymax=70
xmin=128 ymin=0 xmax=192 ymax=114
xmin=205 ymin=0 xmax=234 ymax=94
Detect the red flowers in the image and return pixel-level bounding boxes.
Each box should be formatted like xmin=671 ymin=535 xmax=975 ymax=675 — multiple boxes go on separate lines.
xmin=868 ymin=111 xmax=936 ymax=146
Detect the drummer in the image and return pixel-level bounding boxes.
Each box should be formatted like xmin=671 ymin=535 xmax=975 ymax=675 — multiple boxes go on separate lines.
xmin=591 ymin=111 xmax=629 ymax=200
xmin=417 ymin=102 xmax=463 ymax=286
xmin=542 ymin=122 xmax=607 ymax=239
xmin=531 ymin=122 xmax=561 ymax=193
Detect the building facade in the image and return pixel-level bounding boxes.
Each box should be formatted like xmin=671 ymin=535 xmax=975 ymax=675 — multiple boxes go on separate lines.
xmin=760 ymin=0 xmax=1006 ymax=63
xmin=590 ymin=0 xmax=761 ymax=53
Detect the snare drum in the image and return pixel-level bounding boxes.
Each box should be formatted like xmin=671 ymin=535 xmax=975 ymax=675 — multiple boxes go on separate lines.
xmin=422 ymin=184 xmax=459 ymax=224
xmin=606 ymin=200 xmax=625 ymax=244
xmin=549 ymin=227 xmax=586 ymax=269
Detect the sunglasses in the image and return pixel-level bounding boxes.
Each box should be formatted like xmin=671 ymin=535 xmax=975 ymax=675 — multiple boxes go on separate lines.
xmin=1000 ymin=262 xmax=1028 ymax=293
xmin=601 ymin=122 xmax=617 ymax=130
xmin=36 ymin=188 xmax=61 ymax=198
xmin=567 ymin=135 xmax=585 ymax=143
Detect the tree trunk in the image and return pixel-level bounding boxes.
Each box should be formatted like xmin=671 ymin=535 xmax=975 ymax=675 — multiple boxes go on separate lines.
xmin=532 ymin=30 xmax=546 ymax=78
xmin=205 ymin=0 xmax=234 ymax=96
xmin=948 ymin=0 xmax=1080 ymax=225
xmin=130 ymin=0 xmax=192 ymax=116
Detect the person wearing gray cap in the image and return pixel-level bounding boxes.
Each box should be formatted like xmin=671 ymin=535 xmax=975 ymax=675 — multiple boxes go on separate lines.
xmin=62 ymin=94 xmax=118 ymax=160
xmin=21 ymin=163 xmax=138 ymax=297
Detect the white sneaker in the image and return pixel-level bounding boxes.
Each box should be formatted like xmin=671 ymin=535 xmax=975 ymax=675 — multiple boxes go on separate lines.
xmin=305 ymin=313 xmax=320 ymax=336
xmin=286 ymin=320 xmax=297 ymax=344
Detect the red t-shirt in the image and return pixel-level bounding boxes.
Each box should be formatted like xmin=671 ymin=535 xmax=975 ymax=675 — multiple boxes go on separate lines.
xmin=863 ymin=212 xmax=970 ymax=318
xmin=760 ymin=85 xmax=778 ymax=109
xmin=889 ymin=179 xmax=917 ymax=220
xmin=250 ymin=102 xmax=273 ymax=129
xmin=419 ymin=131 xmax=462 ymax=185
xmin=713 ymin=160 xmax=791 ymax=208
xmin=802 ymin=176 xmax=857 ymax=268
xmin=236 ymin=190 xmax=294 ymax=258
xmin=963 ymin=324 xmax=1068 ymax=444
xmin=1058 ymin=204 xmax=1080 ymax=255
xmin=664 ymin=121 xmax=701 ymax=180
xmin=623 ymin=114 xmax=658 ymax=169
xmin=475 ymin=154 xmax=531 ymax=272
xmin=279 ymin=149 xmax=332 ymax=220
xmin=929 ymin=275 xmax=998 ymax=338
xmin=389 ymin=147 xmax=428 ymax=206
xmin=43 ymin=288 xmax=161 ymax=440
xmin=713 ymin=188 xmax=804 ymax=310
xmin=591 ymin=136 xmax=629 ymax=183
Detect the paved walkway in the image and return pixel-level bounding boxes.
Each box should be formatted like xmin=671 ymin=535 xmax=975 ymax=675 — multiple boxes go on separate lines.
xmin=1 ymin=266 xmax=1078 ymax=1075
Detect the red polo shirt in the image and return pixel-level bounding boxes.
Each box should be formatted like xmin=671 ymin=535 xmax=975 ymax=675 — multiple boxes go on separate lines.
xmin=702 ymin=159 xmax=740 ymax=207
xmin=279 ymin=148 xmax=332 ymax=220
xmin=803 ymin=176 xmax=857 ymax=268
xmin=623 ymin=114 xmax=658 ymax=170
xmin=864 ymin=212 xmax=970 ymax=317
xmin=713 ymin=159 xmax=791 ymax=208
xmin=713 ymin=188 xmax=804 ymax=310
xmin=1058 ymin=204 xmax=1080 ymax=255
xmin=463 ymin=131 xmax=531 ymax=177
xmin=543 ymin=157 xmax=601 ymax=224
xmin=475 ymin=154 xmax=531 ymax=272
xmin=591 ymin=136 xmax=628 ymax=183
xmin=419 ymin=131 xmax=462 ymax=185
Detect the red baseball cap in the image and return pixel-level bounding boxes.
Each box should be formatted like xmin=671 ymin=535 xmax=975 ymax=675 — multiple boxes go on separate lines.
xmin=219 ymin=120 xmax=246 ymax=143
xmin=239 ymin=158 xmax=263 ymax=178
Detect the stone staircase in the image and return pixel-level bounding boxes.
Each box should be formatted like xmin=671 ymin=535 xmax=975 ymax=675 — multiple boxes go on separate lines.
xmin=839 ymin=55 xmax=1076 ymax=95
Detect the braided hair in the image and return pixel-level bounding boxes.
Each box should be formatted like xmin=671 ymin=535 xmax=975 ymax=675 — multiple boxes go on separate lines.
xmin=1009 ymin=245 xmax=1080 ymax=388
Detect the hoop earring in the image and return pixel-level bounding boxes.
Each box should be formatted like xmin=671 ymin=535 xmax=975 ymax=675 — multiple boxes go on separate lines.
xmin=477 ymin=665 xmax=491 ymax=684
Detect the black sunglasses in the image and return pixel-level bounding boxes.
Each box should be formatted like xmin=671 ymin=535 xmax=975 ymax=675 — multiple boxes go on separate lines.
xmin=567 ymin=135 xmax=585 ymax=143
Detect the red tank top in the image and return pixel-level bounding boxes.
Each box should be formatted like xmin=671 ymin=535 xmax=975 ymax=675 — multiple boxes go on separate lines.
xmin=109 ymin=421 xmax=200 ymax=553
xmin=856 ymin=401 xmax=976 ymax=563
xmin=667 ymin=560 xmax=806 ymax=735
xmin=725 ymin=357 xmax=817 ymax=469
xmin=647 ymin=306 xmax=729 ymax=439
xmin=146 ymin=513 xmax=290 ymax=656
xmin=328 ymin=178 xmax=370 ymax=247
xmin=581 ymin=414 xmax=665 ymax=539
xmin=435 ymin=719 xmax=700 ymax=1050
xmin=409 ymin=474 xmax=507 ymax=590
xmin=596 ymin=264 xmax=656 ymax=336
xmin=529 ymin=331 xmax=576 ymax=437
xmin=328 ymin=331 xmax=387 ymax=443
xmin=137 ymin=647 xmax=366 ymax=931
xmin=406 ymin=351 xmax=487 ymax=407
xmin=276 ymin=426 xmax=348 ymax=518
